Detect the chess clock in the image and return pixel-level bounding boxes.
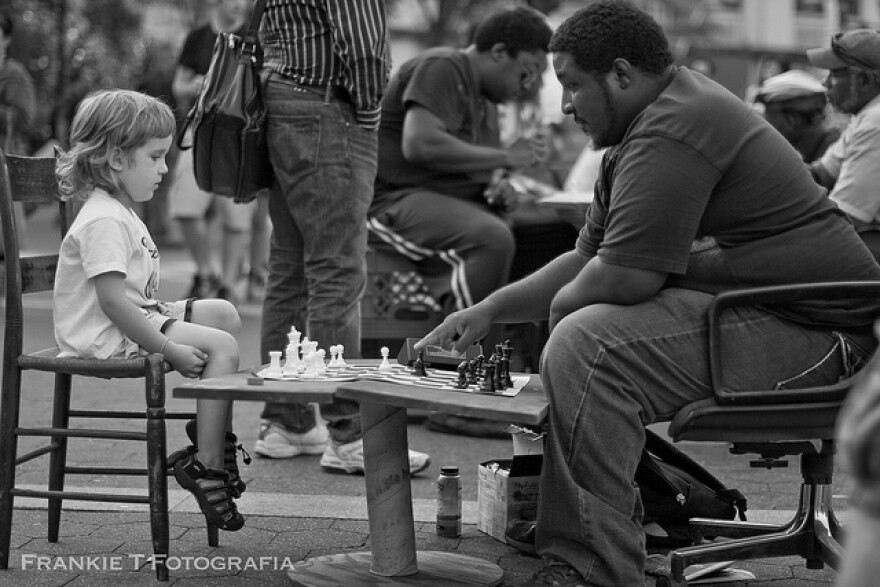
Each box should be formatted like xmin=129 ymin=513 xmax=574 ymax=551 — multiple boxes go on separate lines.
xmin=396 ymin=338 xmax=483 ymax=370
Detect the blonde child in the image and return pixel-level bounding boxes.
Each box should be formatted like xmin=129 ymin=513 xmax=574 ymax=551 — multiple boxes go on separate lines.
xmin=54 ymin=89 xmax=246 ymax=531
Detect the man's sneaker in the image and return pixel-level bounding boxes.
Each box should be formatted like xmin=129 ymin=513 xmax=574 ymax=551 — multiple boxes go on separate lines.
xmin=525 ymin=558 xmax=587 ymax=587
xmin=319 ymin=439 xmax=431 ymax=475
xmin=505 ymin=518 xmax=537 ymax=556
xmin=253 ymin=422 xmax=329 ymax=458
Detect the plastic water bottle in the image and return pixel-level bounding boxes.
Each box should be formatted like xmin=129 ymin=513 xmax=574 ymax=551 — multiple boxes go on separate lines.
xmin=437 ymin=466 xmax=462 ymax=537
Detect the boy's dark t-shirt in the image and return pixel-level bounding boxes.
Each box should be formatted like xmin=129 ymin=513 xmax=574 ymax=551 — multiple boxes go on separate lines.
xmin=578 ymin=67 xmax=880 ymax=330
xmin=373 ymin=47 xmax=497 ymax=214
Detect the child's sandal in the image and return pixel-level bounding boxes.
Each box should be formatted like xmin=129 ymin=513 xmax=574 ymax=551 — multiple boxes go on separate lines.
xmin=173 ymin=454 xmax=245 ymax=531
xmin=170 ymin=420 xmax=250 ymax=498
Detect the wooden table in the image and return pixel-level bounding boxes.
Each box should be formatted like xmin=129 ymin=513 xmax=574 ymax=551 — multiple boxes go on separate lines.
xmin=173 ymin=363 xmax=549 ymax=586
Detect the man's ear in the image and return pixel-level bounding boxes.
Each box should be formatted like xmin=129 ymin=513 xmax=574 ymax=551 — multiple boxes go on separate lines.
xmin=108 ymin=147 xmax=125 ymax=171
xmin=489 ymin=42 xmax=509 ymax=63
xmin=611 ymin=58 xmax=632 ymax=89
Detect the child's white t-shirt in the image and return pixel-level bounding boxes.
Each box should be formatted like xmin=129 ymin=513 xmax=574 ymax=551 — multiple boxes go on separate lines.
xmin=54 ymin=189 xmax=161 ymax=359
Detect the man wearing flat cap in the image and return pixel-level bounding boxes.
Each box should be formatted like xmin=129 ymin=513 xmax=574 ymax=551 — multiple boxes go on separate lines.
xmin=755 ymin=69 xmax=842 ymax=163
xmin=807 ymin=29 xmax=880 ymax=257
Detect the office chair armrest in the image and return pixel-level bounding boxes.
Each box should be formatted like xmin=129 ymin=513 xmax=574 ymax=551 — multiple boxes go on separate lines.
xmin=707 ymin=281 xmax=880 ymax=405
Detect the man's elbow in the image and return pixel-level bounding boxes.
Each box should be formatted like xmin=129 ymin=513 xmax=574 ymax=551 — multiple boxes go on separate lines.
xmin=401 ymin=139 xmax=433 ymax=166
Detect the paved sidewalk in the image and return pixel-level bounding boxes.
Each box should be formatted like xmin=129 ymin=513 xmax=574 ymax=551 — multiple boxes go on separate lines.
xmin=1 ymin=504 xmax=838 ymax=586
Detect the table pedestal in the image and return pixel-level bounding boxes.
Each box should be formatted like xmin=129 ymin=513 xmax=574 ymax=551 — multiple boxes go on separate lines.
xmin=288 ymin=402 xmax=503 ymax=586
xmin=287 ymin=551 xmax=503 ymax=586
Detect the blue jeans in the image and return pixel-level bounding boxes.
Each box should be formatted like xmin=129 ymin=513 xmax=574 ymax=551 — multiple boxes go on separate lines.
xmin=259 ymin=75 xmax=376 ymax=443
xmin=536 ymin=287 xmax=875 ymax=585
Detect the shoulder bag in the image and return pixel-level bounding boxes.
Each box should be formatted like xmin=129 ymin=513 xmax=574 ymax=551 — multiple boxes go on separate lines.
xmin=178 ymin=0 xmax=272 ymax=203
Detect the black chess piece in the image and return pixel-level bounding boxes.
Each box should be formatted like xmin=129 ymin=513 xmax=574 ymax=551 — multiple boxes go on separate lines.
xmin=456 ymin=361 xmax=469 ymax=389
xmin=467 ymin=358 xmax=479 ymax=385
xmin=412 ymin=348 xmax=427 ymax=377
xmin=500 ymin=341 xmax=513 ymax=388
xmin=480 ymin=360 xmax=496 ymax=393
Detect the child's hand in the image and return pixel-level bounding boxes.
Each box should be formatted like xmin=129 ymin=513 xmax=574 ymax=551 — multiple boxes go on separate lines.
xmin=163 ymin=341 xmax=207 ymax=378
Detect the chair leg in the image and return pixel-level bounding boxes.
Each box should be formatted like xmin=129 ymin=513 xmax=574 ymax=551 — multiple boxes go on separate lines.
xmin=689 ymin=515 xmax=795 ymax=541
xmin=47 ymin=373 xmax=72 ymax=542
xmin=670 ymin=481 xmax=842 ymax=581
xmin=0 ymin=367 xmax=23 ymax=569
xmin=144 ymin=356 xmax=170 ymax=582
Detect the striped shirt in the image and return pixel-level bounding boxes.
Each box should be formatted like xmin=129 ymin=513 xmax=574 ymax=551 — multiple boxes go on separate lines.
xmin=260 ymin=0 xmax=389 ymax=130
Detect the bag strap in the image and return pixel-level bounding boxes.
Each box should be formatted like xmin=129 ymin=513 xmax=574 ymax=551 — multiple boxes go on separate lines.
xmin=644 ymin=428 xmax=749 ymax=520
xmin=242 ymin=0 xmax=267 ymax=63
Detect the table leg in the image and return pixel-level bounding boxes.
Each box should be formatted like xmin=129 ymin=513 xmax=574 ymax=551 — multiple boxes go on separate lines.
xmin=288 ymin=401 xmax=503 ymax=586
xmin=361 ymin=401 xmax=418 ymax=576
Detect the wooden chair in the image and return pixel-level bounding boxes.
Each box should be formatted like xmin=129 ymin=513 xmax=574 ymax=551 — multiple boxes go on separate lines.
xmin=0 ymin=154 xmax=209 ymax=582
xmin=656 ymin=282 xmax=880 ymax=587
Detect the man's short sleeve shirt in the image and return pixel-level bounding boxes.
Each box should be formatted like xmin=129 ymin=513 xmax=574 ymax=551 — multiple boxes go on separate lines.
xmin=373 ymin=48 xmax=493 ymax=210
xmin=577 ymin=67 xmax=880 ymax=329
xmin=818 ymin=94 xmax=880 ymax=224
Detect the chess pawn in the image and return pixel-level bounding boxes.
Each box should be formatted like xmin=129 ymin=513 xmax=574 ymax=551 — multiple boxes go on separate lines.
xmin=327 ymin=345 xmax=337 ymax=369
xmin=266 ymin=350 xmax=283 ymax=377
xmin=412 ymin=348 xmax=427 ymax=377
xmin=378 ymin=346 xmax=393 ymax=371
xmin=316 ymin=349 xmax=327 ymax=374
xmin=336 ymin=344 xmax=347 ymax=367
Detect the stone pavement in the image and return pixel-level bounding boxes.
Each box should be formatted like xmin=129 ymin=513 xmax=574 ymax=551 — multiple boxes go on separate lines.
xmin=0 ymin=505 xmax=839 ymax=586
xmin=0 ymin=207 xmax=846 ymax=585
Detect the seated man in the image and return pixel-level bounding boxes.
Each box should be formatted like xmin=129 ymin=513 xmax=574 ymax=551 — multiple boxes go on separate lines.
xmin=754 ymin=69 xmax=843 ymax=163
xmin=806 ymin=30 xmax=880 ymax=258
xmin=368 ymin=6 xmax=574 ymax=318
xmin=417 ymin=2 xmax=880 ymax=585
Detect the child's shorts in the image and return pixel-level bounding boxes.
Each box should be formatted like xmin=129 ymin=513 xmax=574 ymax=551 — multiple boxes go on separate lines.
xmin=111 ymin=299 xmax=195 ymax=359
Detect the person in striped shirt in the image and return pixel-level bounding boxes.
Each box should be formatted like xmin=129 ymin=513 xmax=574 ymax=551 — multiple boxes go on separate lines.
xmin=254 ymin=0 xmax=430 ymax=475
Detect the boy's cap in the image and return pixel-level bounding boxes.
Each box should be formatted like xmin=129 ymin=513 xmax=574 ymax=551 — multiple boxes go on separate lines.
xmin=755 ymin=70 xmax=826 ymax=104
xmin=807 ymin=29 xmax=880 ymax=71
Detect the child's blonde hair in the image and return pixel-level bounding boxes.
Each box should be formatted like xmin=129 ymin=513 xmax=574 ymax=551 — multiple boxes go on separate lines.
xmin=56 ymin=89 xmax=176 ymax=201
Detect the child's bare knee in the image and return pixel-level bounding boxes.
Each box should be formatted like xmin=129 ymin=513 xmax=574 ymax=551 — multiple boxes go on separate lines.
xmin=217 ymin=301 xmax=242 ymax=335
xmin=207 ymin=330 xmax=239 ymax=362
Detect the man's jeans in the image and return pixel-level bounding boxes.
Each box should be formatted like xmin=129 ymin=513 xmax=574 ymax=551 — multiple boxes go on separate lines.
xmin=536 ymin=287 xmax=876 ymax=585
xmin=259 ymin=76 xmax=377 ymax=443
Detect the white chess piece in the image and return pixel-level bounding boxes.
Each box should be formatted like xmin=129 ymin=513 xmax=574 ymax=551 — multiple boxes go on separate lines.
xmin=327 ymin=345 xmax=340 ymax=369
xmin=283 ymin=327 xmax=302 ymax=375
xmin=316 ymin=349 xmax=327 ymax=374
xmin=266 ymin=350 xmax=283 ymax=377
xmin=301 ymin=351 xmax=318 ymax=378
xmin=336 ymin=344 xmax=347 ymax=367
xmin=378 ymin=346 xmax=393 ymax=371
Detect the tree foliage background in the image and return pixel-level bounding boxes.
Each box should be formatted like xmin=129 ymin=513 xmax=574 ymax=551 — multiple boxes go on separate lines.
xmin=3 ymin=0 xmax=202 ymax=151
xmin=0 ymin=0 xmax=715 ymax=152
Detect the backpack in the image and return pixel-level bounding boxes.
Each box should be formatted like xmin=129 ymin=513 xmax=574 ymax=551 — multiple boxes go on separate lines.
xmin=636 ymin=428 xmax=748 ymax=547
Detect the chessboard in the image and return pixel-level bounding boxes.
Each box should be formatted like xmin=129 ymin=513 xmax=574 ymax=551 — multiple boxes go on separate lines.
xmin=252 ymin=363 xmax=529 ymax=397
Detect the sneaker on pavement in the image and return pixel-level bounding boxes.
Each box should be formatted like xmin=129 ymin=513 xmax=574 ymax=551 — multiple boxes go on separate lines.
xmin=525 ymin=558 xmax=588 ymax=587
xmin=253 ymin=422 xmax=329 ymax=459
xmin=320 ymin=439 xmax=431 ymax=475
xmin=505 ymin=518 xmax=537 ymax=557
